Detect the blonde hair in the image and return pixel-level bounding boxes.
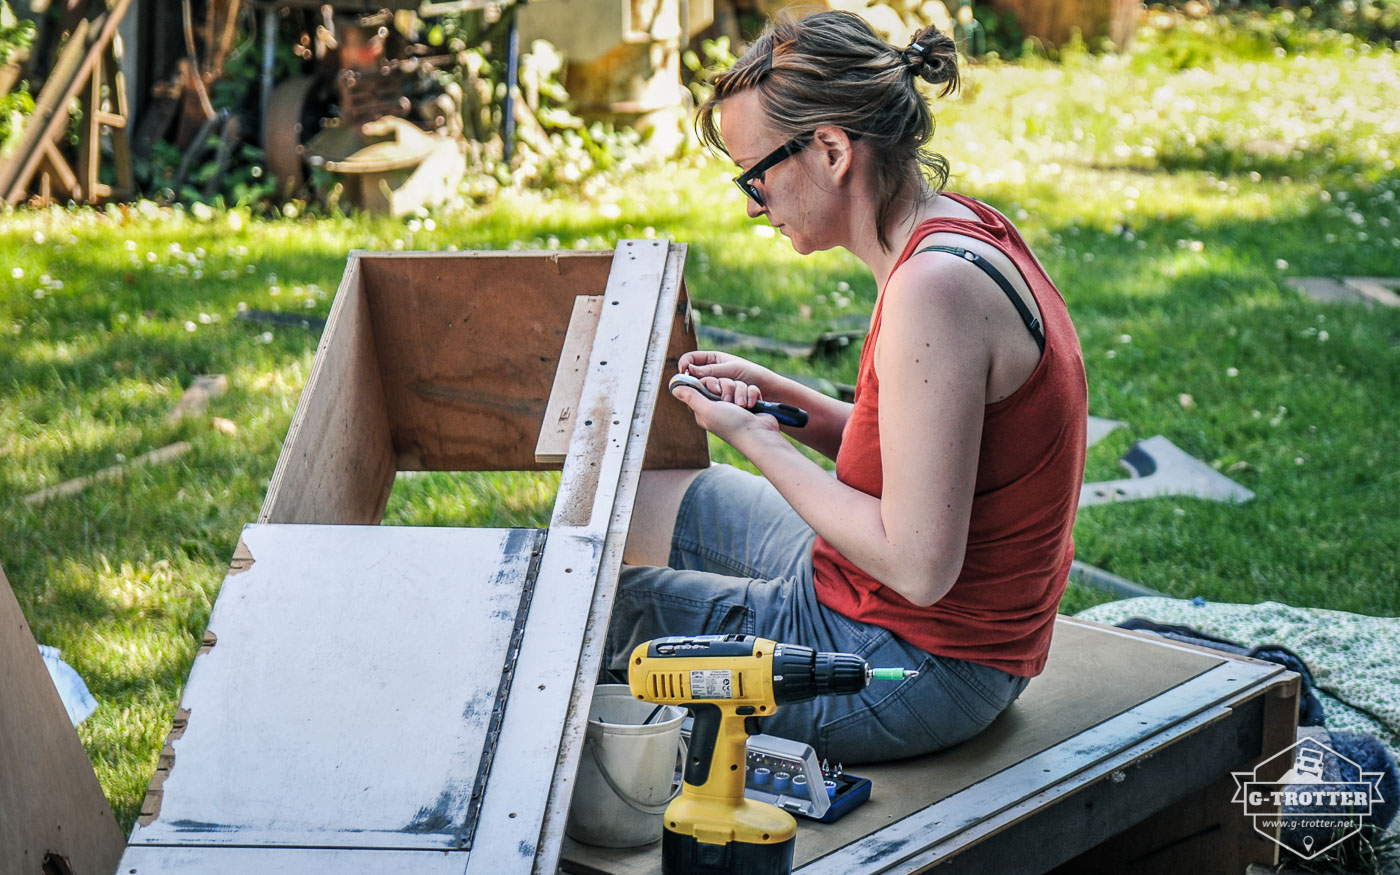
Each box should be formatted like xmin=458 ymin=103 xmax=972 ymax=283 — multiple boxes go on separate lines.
xmin=697 ymin=10 xmax=960 ymax=251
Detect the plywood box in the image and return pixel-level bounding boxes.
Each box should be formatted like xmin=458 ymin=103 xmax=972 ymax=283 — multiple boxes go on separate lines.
xmin=123 ymin=241 xmax=708 ymax=874
xmin=258 ymin=245 xmax=708 ymax=526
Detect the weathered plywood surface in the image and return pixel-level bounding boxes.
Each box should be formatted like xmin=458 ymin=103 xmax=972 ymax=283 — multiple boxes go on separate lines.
xmin=126 ymin=524 xmax=543 ymax=854
xmin=259 ymin=256 xmax=397 ymax=524
xmin=560 ymin=618 xmax=1229 ymax=875
xmin=0 ymin=563 xmax=125 ymax=875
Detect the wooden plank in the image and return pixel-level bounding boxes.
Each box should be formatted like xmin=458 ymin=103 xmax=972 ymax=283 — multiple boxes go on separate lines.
xmin=954 ymin=675 xmax=1293 ymax=874
xmin=118 ymin=847 xmax=467 ymax=874
xmin=0 ymin=562 xmax=126 ymax=875
xmin=259 ymin=254 xmax=397 ymax=524
xmin=0 ymin=0 xmax=132 ymax=204
xmin=103 ymin=36 xmax=135 ymax=200
xmin=533 ymin=242 xmax=692 ymax=875
xmin=23 ymin=441 xmax=191 ymax=506
xmin=126 ymin=524 xmax=542 ymax=852
xmin=77 ymin=46 xmax=101 ymax=199
xmin=1343 ymin=277 xmax=1400 ymax=309
xmin=536 ymin=295 xmax=604 ymax=464
xmin=465 ymin=240 xmax=680 ymax=874
xmin=1050 ymin=771 xmax=1279 ymax=874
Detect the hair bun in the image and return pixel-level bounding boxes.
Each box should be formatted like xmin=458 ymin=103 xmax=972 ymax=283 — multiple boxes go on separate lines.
xmin=902 ymin=25 xmax=959 ymax=96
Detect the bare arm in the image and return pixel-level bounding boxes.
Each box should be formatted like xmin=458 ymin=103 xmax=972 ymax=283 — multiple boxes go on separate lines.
xmin=674 ymin=260 xmax=986 ymax=607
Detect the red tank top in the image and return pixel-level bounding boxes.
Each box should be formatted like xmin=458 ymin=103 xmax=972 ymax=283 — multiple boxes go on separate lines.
xmin=810 ymin=194 xmax=1087 ymax=677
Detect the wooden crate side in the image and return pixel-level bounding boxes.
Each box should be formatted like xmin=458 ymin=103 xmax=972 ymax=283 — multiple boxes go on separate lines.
xmin=0 ymin=563 xmax=125 ymax=875
xmin=642 ymin=273 xmax=710 ymax=469
xmin=357 ymin=251 xmax=615 ymax=472
xmin=259 ymin=255 xmax=397 ymax=524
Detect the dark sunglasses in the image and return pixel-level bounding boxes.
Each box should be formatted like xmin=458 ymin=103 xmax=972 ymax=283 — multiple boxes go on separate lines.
xmin=733 ymin=133 xmax=812 ymax=207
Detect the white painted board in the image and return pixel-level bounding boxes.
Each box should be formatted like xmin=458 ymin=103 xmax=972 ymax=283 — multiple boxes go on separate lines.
xmin=127 ymin=523 xmax=542 ymax=852
xmin=118 ymin=846 xmax=468 ymax=874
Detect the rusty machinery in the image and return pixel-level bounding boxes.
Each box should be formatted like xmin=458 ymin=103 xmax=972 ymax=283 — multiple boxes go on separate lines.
xmin=259 ymin=1 xmax=502 ymax=198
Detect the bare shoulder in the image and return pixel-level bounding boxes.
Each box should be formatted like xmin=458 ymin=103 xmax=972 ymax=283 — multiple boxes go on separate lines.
xmin=876 ymin=253 xmax=995 ymax=372
xmin=882 ymin=242 xmax=1005 ymax=331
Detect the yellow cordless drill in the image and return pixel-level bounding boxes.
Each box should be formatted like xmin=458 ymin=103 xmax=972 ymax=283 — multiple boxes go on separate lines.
xmin=628 ymin=634 xmax=917 ymax=875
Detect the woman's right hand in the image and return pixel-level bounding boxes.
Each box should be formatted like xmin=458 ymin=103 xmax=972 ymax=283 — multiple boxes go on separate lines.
xmin=677 ymin=350 xmax=777 ymax=395
xmin=680 ymin=349 xmax=850 ymax=461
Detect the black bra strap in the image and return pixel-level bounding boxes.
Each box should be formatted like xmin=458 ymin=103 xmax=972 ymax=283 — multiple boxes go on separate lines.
xmin=915 ymin=245 xmax=1045 ymax=354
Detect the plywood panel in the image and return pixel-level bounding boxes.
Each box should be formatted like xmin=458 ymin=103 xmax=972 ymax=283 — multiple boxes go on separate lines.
xmin=641 ymin=284 xmax=710 ymax=470
xmin=532 ymin=243 xmax=697 ymax=875
xmin=127 ymin=524 xmax=542 ymax=852
xmin=0 ymin=563 xmax=125 ymax=875
xmin=259 ymin=256 xmax=397 ymax=524
xmin=358 ymin=250 xmax=616 ymax=472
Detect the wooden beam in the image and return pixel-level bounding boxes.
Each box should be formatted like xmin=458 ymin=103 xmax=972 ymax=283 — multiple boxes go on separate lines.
xmin=0 ymin=0 xmax=132 ymax=205
xmin=466 ymin=240 xmax=683 ymax=873
xmin=0 ymin=562 xmax=126 ymax=875
xmin=536 ymin=295 xmax=604 ymax=464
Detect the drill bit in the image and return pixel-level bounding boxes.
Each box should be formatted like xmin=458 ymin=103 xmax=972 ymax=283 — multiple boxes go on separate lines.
xmin=868 ymin=667 xmax=919 ymax=681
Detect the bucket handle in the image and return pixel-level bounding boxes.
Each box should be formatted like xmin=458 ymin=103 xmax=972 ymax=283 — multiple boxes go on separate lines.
xmin=583 ymin=732 xmax=687 ymax=816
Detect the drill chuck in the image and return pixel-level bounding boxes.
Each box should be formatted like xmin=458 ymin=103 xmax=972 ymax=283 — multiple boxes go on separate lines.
xmin=771 ymin=644 xmax=868 ymax=704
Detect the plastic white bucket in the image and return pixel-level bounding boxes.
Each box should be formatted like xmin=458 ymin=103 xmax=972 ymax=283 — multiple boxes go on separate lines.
xmin=565 ymin=684 xmax=687 ymax=848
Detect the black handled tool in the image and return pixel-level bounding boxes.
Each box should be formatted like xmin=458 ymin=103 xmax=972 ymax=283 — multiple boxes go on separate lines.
xmin=669 ymin=373 xmax=809 ymax=428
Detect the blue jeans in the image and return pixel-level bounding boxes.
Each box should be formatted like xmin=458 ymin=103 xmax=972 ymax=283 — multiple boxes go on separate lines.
xmin=605 ymin=464 xmax=1030 ymax=764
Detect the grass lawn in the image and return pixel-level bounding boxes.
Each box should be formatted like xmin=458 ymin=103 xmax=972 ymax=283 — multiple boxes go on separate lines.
xmin=2 ymin=14 xmax=1399 ymax=832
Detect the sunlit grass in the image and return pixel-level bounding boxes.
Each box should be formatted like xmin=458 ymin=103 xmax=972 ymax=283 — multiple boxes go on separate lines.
xmin=1 ymin=17 xmax=1398 ymax=832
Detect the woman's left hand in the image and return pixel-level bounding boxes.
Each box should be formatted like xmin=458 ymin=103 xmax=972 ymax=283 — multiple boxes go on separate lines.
xmin=671 ymin=376 xmax=783 ymax=441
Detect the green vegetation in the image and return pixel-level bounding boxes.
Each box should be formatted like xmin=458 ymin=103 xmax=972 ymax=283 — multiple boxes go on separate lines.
xmin=1 ymin=15 xmax=1398 ymax=831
